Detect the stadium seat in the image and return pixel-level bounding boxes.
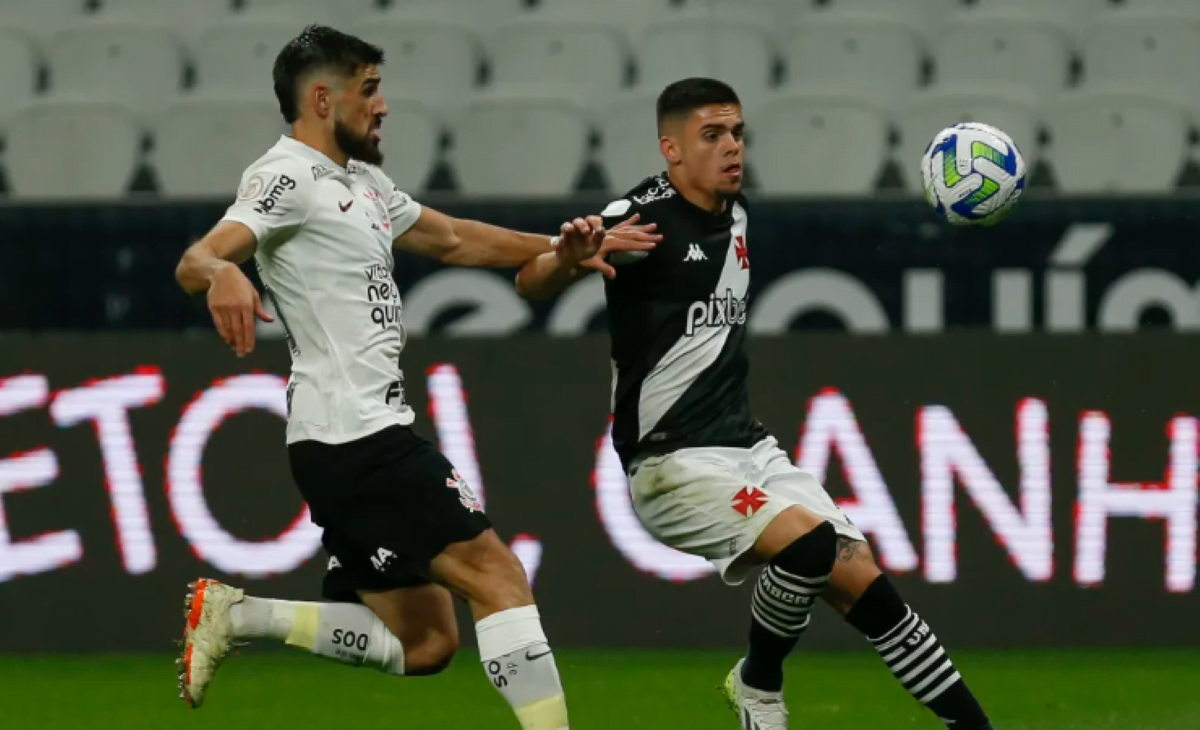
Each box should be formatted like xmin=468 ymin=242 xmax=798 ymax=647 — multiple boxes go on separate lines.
xmin=820 ymin=0 xmax=964 ymax=41
xmin=152 ymin=97 xmax=284 ymax=198
xmin=596 ymin=94 xmax=663 ymax=192
xmin=384 ymin=0 xmax=525 ymax=32
xmin=536 ymin=0 xmax=680 ymax=35
xmin=346 ymin=18 xmax=481 ymax=114
xmin=708 ymin=0 xmax=804 ymax=29
xmin=378 ymin=99 xmax=440 ymax=194
xmin=751 ymin=91 xmax=889 ymax=195
xmin=0 ymin=29 xmax=38 ymax=124
xmin=0 ymin=0 xmax=87 ymax=43
xmin=972 ymin=0 xmax=1112 ymax=40
xmin=239 ymin=0 xmax=382 ymax=27
xmin=451 ymin=94 xmax=589 ymax=197
xmin=194 ymin=21 xmax=300 ymax=97
xmin=896 ymin=85 xmax=1040 ymax=192
xmin=933 ymin=13 xmax=1071 ymax=103
xmin=44 ymin=23 xmax=186 ymax=118
xmin=489 ymin=18 xmax=630 ymax=108
xmin=5 ymin=99 xmax=141 ymax=199
xmin=1082 ymin=12 xmax=1200 ymax=105
xmin=1044 ymin=89 xmax=1190 ymax=193
xmin=782 ymin=14 xmax=923 ymax=108
xmin=636 ymin=16 xmax=777 ymax=110
xmin=96 ymin=0 xmax=234 ymax=27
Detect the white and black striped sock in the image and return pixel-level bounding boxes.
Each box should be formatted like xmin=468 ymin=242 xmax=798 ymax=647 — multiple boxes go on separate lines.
xmin=870 ymin=607 xmax=963 ymax=707
xmin=750 ymin=563 xmax=827 ymax=640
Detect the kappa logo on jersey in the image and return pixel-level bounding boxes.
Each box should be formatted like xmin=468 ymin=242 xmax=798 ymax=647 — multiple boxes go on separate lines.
xmin=250 ymin=174 xmax=297 ymax=216
xmin=446 ymin=469 xmax=484 ymax=513
xmin=735 ymin=235 xmax=749 ymax=270
xmin=731 ymin=486 xmax=768 ymax=517
xmin=685 ymin=289 xmax=749 ymax=336
xmin=684 ymin=244 xmax=707 ymax=262
xmin=311 ymin=164 xmax=337 ymax=181
xmin=370 ymin=547 xmax=395 ymax=572
xmin=633 ymin=178 xmax=676 ymax=205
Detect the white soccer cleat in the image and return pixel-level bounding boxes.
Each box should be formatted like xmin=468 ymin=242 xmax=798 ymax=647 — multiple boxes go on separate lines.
xmin=722 ymin=658 xmax=789 ymax=730
xmin=177 ymin=578 xmax=244 ymax=709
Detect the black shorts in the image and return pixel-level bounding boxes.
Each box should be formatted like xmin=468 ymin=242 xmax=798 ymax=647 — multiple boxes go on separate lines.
xmin=288 ymin=425 xmax=491 ymax=602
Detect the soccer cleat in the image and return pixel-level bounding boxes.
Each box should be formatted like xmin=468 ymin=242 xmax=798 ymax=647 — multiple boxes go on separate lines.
xmin=722 ymin=658 xmax=788 ymax=730
xmin=178 ymin=578 xmax=244 ymax=709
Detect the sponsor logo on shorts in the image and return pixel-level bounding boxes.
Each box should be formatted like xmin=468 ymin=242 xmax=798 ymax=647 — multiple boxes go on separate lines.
xmin=731 ymin=486 xmax=768 ymax=517
xmin=369 ymin=547 xmax=395 ymax=572
xmin=327 ymin=555 xmax=342 ymax=571
xmin=447 ymin=469 xmax=484 ymax=513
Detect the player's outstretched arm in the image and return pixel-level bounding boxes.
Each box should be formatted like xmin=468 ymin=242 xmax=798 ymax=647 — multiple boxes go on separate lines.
xmin=175 ymin=221 xmax=274 ymax=357
xmin=394 ymin=206 xmax=558 ymax=267
xmin=515 ymin=214 xmax=660 ymax=300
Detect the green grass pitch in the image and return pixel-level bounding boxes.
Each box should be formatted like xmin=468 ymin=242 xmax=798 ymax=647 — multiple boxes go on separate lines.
xmin=3 ymin=650 xmax=1197 ymax=729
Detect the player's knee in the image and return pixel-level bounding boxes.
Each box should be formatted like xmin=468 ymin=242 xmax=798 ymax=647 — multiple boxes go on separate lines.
xmin=405 ymin=630 xmax=459 ymax=677
xmin=771 ymin=520 xmax=838 ymax=578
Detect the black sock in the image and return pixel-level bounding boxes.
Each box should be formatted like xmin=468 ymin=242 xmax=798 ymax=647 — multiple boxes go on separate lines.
xmin=845 ymin=575 xmax=991 ymax=730
xmin=741 ymin=521 xmax=837 ymax=692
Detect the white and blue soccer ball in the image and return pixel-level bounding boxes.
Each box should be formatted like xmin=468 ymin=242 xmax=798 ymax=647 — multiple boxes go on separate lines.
xmin=921 ymin=122 xmax=1026 ymax=227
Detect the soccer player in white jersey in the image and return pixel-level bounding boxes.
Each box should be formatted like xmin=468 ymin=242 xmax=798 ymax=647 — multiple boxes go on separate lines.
xmin=172 ymin=26 xmax=658 ymax=730
xmin=516 ymin=78 xmax=995 ymax=730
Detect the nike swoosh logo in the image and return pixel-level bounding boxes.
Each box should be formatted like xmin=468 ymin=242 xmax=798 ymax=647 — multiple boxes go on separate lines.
xmin=525 ymin=648 xmax=553 ymax=661
xmin=338 ymin=200 xmax=353 ymax=212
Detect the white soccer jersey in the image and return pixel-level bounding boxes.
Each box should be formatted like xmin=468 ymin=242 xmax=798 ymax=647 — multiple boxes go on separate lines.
xmin=221 ymin=135 xmax=422 ymax=445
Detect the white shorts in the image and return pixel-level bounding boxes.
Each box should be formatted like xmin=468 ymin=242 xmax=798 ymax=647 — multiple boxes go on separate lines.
xmin=629 ymin=437 xmax=865 ymax=585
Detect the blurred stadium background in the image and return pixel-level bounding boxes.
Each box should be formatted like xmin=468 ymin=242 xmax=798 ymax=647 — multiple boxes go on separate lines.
xmin=2 ymin=0 xmax=1200 ymax=728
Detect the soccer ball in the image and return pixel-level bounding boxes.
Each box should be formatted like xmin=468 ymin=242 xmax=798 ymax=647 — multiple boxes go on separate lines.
xmin=920 ymin=122 xmax=1026 ymax=226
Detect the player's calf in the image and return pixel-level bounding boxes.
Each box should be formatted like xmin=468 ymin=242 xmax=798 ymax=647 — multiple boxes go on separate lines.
xmin=831 ymin=541 xmax=994 ymax=730
xmin=433 ymin=530 xmax=570 ymax=730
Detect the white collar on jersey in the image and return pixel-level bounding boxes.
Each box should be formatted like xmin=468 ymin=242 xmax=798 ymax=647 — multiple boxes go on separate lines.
xmin=274 ymin=135 xmax=355 ymax=185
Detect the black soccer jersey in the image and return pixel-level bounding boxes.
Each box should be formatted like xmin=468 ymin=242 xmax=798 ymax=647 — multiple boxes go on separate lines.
xmin=601 ymin=173 xmax=769 ymax=470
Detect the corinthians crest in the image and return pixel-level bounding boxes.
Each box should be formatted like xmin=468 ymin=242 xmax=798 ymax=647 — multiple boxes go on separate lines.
xmin=446 ymin=469 xmax=483 ymax=513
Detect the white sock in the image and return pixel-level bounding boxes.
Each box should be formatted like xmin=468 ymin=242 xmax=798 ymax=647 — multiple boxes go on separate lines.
xmin=476 ymin=605 xmax=569 ymax=730
xmin=230 ymin=597 xmax=405 ymax=675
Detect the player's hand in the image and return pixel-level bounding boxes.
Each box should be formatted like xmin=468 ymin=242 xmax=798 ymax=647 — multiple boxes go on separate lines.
xmin=206 ymin=262 xmax=274 ymax=358
xmin=556 ymin=214 xmax=660 ymax=280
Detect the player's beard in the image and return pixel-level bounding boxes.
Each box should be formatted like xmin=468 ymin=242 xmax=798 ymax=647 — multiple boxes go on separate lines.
xmin=334 ymin=116 xmax=384 ymax=166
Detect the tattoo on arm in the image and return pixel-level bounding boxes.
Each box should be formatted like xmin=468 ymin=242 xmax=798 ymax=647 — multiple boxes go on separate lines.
xmin=836 ymin=536 xmax=863 ymax=562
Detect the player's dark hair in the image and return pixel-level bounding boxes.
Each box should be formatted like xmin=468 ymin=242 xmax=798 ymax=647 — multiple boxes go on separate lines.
xmin=656 ymin=78 xmax=741 ymax=132
xmin=272 ymin=24 xmax=385 ymax=123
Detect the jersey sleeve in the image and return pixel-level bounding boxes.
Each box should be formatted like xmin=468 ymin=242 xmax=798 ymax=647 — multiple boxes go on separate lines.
xmin=220 ymin=158 xmax=314 ymax=246
xmin=599 ymin=197 xmax=651 ymax=266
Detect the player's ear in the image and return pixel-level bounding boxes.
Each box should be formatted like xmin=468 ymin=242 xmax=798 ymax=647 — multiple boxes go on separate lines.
xmin=660 ymin=135 xmax=682 ymax=166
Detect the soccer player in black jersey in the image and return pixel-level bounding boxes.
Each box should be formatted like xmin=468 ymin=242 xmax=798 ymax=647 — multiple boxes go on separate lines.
xmin=517 ymin=78 xmax=995 ymax=730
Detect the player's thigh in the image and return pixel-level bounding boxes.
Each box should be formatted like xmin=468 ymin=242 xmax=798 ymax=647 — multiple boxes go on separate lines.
xmin=630 ymin=447 xmax=796 ymax=584
xmin=358 ymin=583 xmax=459 ymax=665
xmin=756 ymin=442 xmax=865 ymax=555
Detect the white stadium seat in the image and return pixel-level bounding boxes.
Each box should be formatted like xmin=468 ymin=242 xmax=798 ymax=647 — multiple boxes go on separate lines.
xmin=347 ymin=18 xmax=481 ymax=113
xmin=194 ymin=21 xmax=300 ymax=97
xmin=451 ymin=95 xmax=589 ymax=197
xmin=241 ymin=0 xmax=382 ymax=25
xmin=1045 ymin=89 xmax=1190 ymax=193
xmin=96 ymin=0 xmax=234 ymax=29
xmin=1110 ymin=0 xmax=1200 ymax=15
xmin=971 ymin=0 xmax=1112 ymax=40
xmin=152 ymin=97 xmax=284 ymax=198
xmin=896 ymin=85 xmax=1039 ymax=192
xmin=636 ymin=16 xmax=777 ymax=110
xmin=751 ymin=91 xmax=889 ymax=195
xmin=597 ymin=94 xmax=662 ymax=192
xmin=489 ymin=19 xmax=630 ymax=107
xmin=384 ymin=0 xmax=525 ymax=33
xmin=378 ymin=99 xmax=440 ymax=194
xmin=708 ymin=0 xmax=805 ymax=29
xmin=1083 ymin=12 xmax=1200 ymax=105
xmin=6 ymin=99 xmax=141 ymax=199
xmin=0 ymin=0 xmax=87 ymax=43
xmin=821 ymin=0 xmax=964 ymax=41
xmin=536 ymin=0 xmax=680 ymax=35
xmin=0 ymin=29 xmax=38 ymax=124
xmin=783 ymin=14 xmax=923 ymax=108
xmin=934 ymin=14 xmax=1071 ymax=103
xmin=45 ymin=23 xmax=186 ymax=118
